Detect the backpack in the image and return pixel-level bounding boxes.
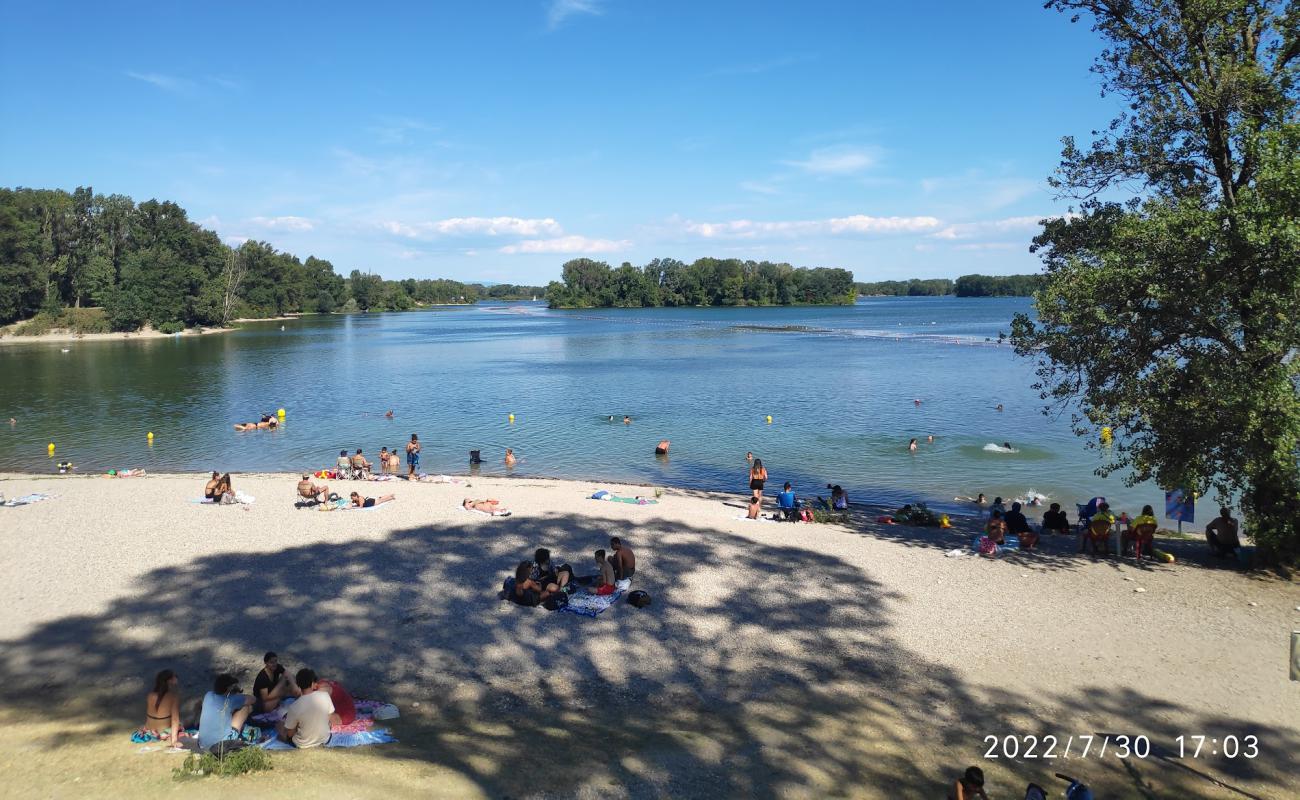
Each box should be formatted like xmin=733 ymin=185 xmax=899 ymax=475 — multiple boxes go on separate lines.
xmin=800 ymin=507 xmax=814 ymax=523
xmin=978 ymin=536 xmax=998 ymax=556
xmin=627 ymin=590 xmax=652 ymax=608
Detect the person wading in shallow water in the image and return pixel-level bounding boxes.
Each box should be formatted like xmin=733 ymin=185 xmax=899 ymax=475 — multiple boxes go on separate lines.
xmin=406 ymin=433 xmax=420 ymax=479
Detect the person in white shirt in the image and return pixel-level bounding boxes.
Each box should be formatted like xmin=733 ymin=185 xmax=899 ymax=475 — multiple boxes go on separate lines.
xmin=276 ymin=668 xmax=335 ymax=748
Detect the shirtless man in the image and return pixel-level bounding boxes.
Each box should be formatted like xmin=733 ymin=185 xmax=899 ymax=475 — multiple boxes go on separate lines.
xmin=504 ymin=448 xmax=517 ymax=467
xmin=1205 ymin=507 xmax=1241 ymax=557
xmin=655 ymin=440 xmax=670 ymax=455
xmin=351 ymin=449 xmax=372 ymax=476
xmin=608 ymin=536 xmax=636 ymax=581
xmin=463 ymin=498 xmax=511 ymax=516
xmin=297 ymin=474 xmax=329 ymax=504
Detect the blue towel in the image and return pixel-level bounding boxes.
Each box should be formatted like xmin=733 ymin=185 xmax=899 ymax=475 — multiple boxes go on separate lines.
xmin=259 ymin=728 xmax=397 ymax=749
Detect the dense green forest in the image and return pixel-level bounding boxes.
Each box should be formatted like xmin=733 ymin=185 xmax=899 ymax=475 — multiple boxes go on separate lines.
xmin=0 ymin=187 xmax=501 ymax=332
xmin=855 ymin=273 xmax=1045 ymax=297
xmin=545 ymin=258 xmax=856 ymax=308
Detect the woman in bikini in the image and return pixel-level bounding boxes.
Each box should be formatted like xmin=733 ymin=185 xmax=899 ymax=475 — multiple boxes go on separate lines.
xmin=143 ymin=669 xmax=184 ymax=743
xmin=463 ymin=498 xmax=511 ymax=516
xmin=349 ymin=491 xmax=395 ymax=508
xmin=748 ymin=458 xmax=768 ymax=505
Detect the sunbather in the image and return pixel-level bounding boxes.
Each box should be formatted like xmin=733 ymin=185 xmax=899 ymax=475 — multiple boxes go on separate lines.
xmin=351 ymin=449 xmax=372 ymax=477
xmin=464 ymin=498 xmax=511 ymax=515
xmin=143 ymin=669 xmax=184 ymax=743
xmin=349 ymin=491 xmax=394 ymax=508
xmin=204 ymin=471 xmax=221 ymax=500
xmin=298 ymin=474 xmax=329 ymax=504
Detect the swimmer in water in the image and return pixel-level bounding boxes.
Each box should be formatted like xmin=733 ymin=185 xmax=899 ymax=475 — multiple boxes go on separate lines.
xmin=746 ymin=451 xmax=753 ymax=464
xmin=623 ymin=416 xmax=632 ymax=425
xmin=913 ymin=399 xmax=922 ymax=406
xmin=655 ymin=440 xmax=670 ymax=455
xmin=504 ymin=448 xmax=517 ymax=467
xmin=909 ymin=438 xmax=918 ymax=452
xmin=1002 ymin=442 xmax=1012 ymax=450
xmin=927 ymin=434 xmax=934 ymax=444
xmin=385 ymin=410 xmax=394 ymax=418
xmin=995 ymin=404 xmax=1004 ymax=412
xmin=607 ymin=415 xmax=615 ymax=422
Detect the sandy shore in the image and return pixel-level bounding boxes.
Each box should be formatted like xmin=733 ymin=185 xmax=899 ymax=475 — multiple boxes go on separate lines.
xmin=0 ymin=324 xmax=232 ymax=345
xmin=0 ymin=472 xmax=1296 ymax=799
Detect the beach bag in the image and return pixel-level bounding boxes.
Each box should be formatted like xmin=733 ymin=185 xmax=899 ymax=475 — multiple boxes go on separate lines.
xmin=799 ymin=507 xmax=814 ymax=523
xmin=627 ymin=590 xmax=652 ymax=608
xmin=978 ymin=536 xmax=998 ymax=556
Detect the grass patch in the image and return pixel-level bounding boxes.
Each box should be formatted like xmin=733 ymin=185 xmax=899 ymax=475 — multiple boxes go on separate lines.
xmin=173 ymin=747 xmax=272 ymax=780
xmin=12 ymin=308 xmax=111 ymax=336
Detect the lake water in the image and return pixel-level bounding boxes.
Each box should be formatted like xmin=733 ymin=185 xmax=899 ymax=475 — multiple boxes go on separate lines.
xmin=0 ymin=298 xmax=1157 ymax=515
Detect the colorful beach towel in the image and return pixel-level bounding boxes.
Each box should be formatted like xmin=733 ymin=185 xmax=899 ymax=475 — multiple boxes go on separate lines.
xmin=590 ymin=490 xmax=657 ymax=505
xmin=560 ymin=589 xmax=625 ymax=617
xmin=258 ymin=728 xmax=397 ymax=749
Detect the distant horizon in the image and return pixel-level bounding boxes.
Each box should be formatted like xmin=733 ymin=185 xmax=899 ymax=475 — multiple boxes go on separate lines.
xmin=0 ymin=2 xmax=1112 ymax=284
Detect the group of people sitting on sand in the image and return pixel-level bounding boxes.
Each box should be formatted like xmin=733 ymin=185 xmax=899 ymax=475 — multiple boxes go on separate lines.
xmin=508 ymin=539 xmax=635 ymax=608
xmin=295 ymin=474 xmax=395 ymax=510
xmin=140 ymin=651 xmax=357 ymax=751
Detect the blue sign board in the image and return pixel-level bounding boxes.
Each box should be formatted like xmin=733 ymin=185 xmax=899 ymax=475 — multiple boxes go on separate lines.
xmin=1165 ymin=489 xmax=1195 ymax=523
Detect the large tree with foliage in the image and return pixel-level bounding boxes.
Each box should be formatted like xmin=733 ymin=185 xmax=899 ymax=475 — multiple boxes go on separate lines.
xmin=1010 ymin=0 xmax=1300 ymax=560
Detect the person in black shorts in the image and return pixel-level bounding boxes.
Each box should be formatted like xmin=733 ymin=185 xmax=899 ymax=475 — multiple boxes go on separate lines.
xmin=748 ymin=458 xmax=768 ymax=503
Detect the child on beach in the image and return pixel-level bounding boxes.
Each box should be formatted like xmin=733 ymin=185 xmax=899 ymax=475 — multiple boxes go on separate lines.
xmin=746 ymin=494 xmax=761 ymax=519
xmin=593 ymin=549 xmax=616 ymax=595
xmin=985 ymin=510 xmax=1007 ymax=545
xmin=948 ymin=766 xmax=989 ymax=800
xmin=406 ymin=434 xmax=421 ymax=479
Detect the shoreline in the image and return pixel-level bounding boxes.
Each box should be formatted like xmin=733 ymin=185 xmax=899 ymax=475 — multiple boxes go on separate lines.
xmin=0 ymin=324 xmax=233 ymax=346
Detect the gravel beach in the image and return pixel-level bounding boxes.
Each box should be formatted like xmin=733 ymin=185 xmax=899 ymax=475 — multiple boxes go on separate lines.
xmin=0 ymin=472 xmax=1296 ymax=799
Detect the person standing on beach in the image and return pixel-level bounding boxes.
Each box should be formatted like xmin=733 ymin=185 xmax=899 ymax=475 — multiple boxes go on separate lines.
xmin=406 ymin=434 xmax=420 ymax=479
xmin=749 ymin=458 xmax=768 ymax=504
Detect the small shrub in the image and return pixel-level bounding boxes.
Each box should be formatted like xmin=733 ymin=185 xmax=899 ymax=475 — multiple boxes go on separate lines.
xmin=156 ymin=320 xmax=185 ymax=335
xmin=810 ymin=509 xmax=849 ymax=524
xmin=173 ymin=747 xmax=272 ymax=780
xmin=13 ymin=313 xmax=55 ymax=336
xmin=61 ymin=307 xmax=110 ymax=334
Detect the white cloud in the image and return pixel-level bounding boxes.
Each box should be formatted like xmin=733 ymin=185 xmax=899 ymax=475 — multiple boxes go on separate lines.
xmin=249 ymin=215 xmax=316 ymax=232
xmin=125 ymin=71 xmax=192 ymax=93
xmin=953 ymin=242 xmax=1021 ymax=251
xmin=739 ymin=181 xmax=780 ymax=195
xmin=782 ymin=145 xmax=879 ymax=175
xmin=931 ymin=214 xmax=1075 ymax=240
xmin=680 ymin=214 xmax=942 ymax=239
xmin=546 ymin=0 xmax=602 ymax=29
xmin=381 ymin=216 xmax=563 ymax=239
xmin=500 ymin=235 xmax=630 ymax=254
xmin=224 ymin=235 xmax=249 ymax=246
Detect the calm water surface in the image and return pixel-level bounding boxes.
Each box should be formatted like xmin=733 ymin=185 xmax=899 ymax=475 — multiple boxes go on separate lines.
xmin=0 ymin=298 xmax=1157 ymax=514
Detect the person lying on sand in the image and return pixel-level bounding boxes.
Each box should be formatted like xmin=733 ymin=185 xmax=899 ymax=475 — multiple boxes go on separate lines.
xmin=298 ymin=475 xmax=330 ymax=504
xmin=510 ymin=561 xmax=556 ymax=607
xmin=349 ymin=491 xmax=394 ymax=508
xmin=609 ymin=537 xmax=635 ymax=581
xmin=464 ymin=498 xmax=511 ymax=516
xmin=106 ymin=468 xmax=146 ymax=477
xmin=143 ymin=669 xmax=184 ymax=744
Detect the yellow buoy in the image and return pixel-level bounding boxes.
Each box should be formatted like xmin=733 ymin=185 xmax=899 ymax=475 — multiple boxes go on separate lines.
xmin=766 ymin=415 xmax=773 ymax=424
xmin=147 ymin=432 xmax=154 ymax=440
xmin=940 ymin=514 xmax=952 ymax=529
xmin=508 ymin=413 xmax=515 ymax=423
xmin=277 ymin=408 xmax=286 ymax=418
xmin=47 ymin=442 xmax=55 ymax=455
xmin=1100 ymin=426 xmax=1113 ymax=443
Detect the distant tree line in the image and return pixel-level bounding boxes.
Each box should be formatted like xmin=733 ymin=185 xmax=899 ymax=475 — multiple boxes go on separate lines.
xmin=855 ymin=274 xmax=1045 ymax=297
xmin=545 ymin=258 xmax=856 ymax=308
xmin=0 ymin=186 xmax=492 ymax=331
xmin=473 ymin=283 xmax=546 ymax=301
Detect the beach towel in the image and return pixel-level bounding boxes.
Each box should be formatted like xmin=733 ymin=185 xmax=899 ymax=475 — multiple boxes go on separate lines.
xmin=3 ymin=494 xmax=54 ymax=507
xmin=3 ymin=493 xmax=54 ymax=507
xmin=559 ymin=588 xmax=625 ymax=617
xmin=590 ymin=490 xmax=657 ymax=505
xmin=258 ymin=728 xmax=397 ymax=749
xmin=461 ymin=505 xmax=510 ymax=517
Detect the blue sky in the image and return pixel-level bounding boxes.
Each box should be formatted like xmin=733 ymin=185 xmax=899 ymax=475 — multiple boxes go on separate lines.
xmin=0 ymin=1 xmax=1117 ymax=285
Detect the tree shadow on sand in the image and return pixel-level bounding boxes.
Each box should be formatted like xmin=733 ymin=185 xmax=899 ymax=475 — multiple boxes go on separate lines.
xmin=0 ymin=513 xmax=1294 ymax=798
